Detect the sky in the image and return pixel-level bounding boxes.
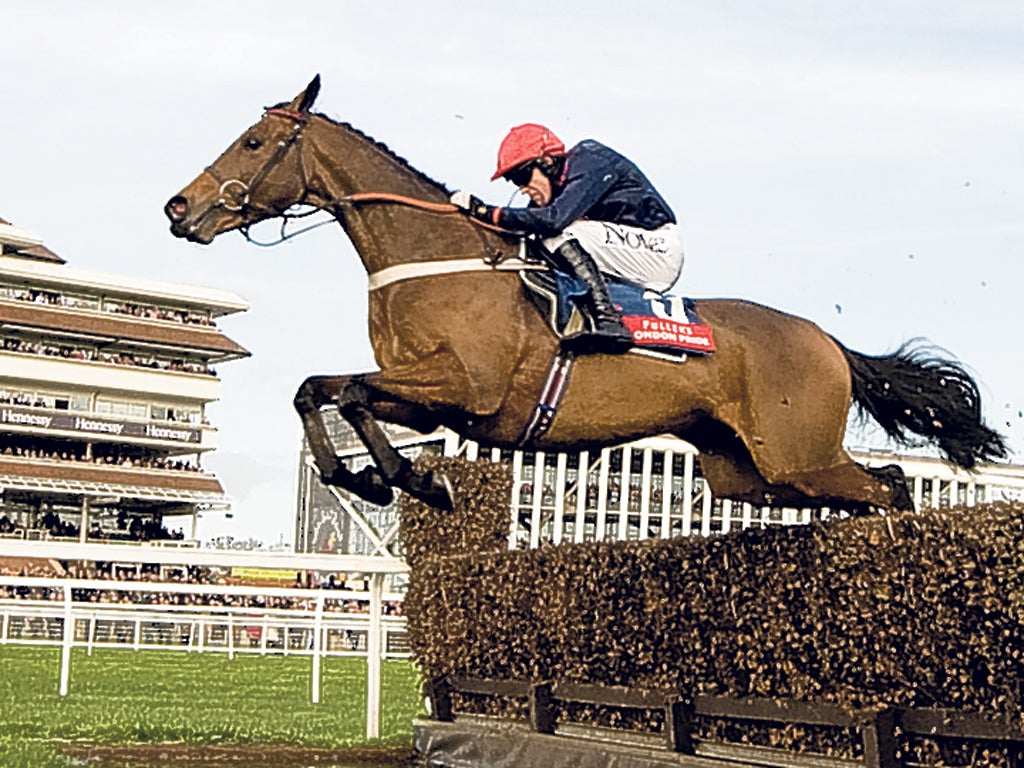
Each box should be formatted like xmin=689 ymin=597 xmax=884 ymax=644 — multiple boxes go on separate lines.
xmin=2 ymin=1 xmax=1022 ymax=546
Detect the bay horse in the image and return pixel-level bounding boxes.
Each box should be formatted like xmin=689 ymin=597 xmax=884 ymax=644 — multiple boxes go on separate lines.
xmin=165 ymin=75 xmax=1006 ymax=513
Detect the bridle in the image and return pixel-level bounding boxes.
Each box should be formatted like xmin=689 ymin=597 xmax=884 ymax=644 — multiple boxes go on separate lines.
xmin=191 ymin=107 xmax=310 ymax=241
xmin=187 ymin=107 xmax=521 ymax=257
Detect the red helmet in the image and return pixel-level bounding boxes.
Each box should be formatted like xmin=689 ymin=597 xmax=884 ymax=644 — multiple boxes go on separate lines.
xmin=491 ymin=123 xmax=566 ymax=181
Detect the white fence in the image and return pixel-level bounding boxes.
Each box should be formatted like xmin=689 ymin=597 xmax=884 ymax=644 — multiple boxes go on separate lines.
xmin=449 ymin=435 xmax=1024 ymax=549
xmin=0 ymin=566 xmax=407 ymax=738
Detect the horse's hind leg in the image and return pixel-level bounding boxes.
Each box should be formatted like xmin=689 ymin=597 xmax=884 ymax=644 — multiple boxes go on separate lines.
xmin=761 ymin=453 xmax=913 ymax=514
xmin=695 ymin=433 xmax=821 ymax=509
xmin=700 ymin=449 xmax=912 ymax=515
xmin=692 ymin=423 xmax=913 ymax=514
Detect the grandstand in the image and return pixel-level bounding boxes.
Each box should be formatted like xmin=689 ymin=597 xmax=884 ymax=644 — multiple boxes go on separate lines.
xmin=0 ymin=217 xmax=249 ymax=552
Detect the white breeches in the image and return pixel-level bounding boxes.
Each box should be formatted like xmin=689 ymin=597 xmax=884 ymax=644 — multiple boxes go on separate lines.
xmin=543 ymin=220 xmax=684 ymax=292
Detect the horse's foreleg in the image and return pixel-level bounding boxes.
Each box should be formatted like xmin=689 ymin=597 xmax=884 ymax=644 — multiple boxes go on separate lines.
xmin=293 ymin=376 xmax=394 ymax=506
xmin=335 ymin=379 xmax=453 ymax=511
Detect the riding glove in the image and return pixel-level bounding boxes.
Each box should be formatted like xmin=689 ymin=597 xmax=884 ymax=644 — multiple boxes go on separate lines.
xmin=449 ymin=190 xmax=492 ymax=222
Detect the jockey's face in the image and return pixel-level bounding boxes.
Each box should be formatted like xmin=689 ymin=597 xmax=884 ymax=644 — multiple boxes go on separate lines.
xmin=520 ymin=166 xmax=553 ymax=206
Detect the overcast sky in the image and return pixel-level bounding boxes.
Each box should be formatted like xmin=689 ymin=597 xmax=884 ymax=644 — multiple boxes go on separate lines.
xmin=3 ymin=1 xmax=1022 ymax=546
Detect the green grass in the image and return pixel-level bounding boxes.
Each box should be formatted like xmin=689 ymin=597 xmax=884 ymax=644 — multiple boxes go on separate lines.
xmin=0 ymin=646 xmax=422 ymax=767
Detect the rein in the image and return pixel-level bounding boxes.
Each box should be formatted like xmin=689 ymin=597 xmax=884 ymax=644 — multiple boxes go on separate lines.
xmin=203 ymin=107 xmax=525 ymax=272
xmin=240 ymin=190 xmax=513 ymax=247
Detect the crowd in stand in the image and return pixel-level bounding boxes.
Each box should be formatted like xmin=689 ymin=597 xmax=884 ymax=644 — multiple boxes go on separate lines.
xmin=0 ymin=510 xmax=188 ymax=544
xmin=0 ymin=390 xmax=56 ymax=408
xmin=0 ymin=286 xmax=215 ymax=326
xmin=1 ymin=337 xmax=215 ymax=376
xmin=0 ymin=443 xmax=201 ymax=472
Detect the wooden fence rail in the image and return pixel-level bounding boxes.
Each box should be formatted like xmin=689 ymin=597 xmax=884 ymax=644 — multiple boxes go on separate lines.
xmin=426 ymin=676 xmax=1024 ymax=768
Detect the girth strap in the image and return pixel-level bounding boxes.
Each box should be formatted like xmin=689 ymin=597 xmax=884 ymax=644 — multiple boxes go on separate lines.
xmin=518 ymin=351 xmax=576 ymax=447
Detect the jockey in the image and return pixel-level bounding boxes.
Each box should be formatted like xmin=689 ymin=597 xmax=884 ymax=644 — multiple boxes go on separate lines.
xmin=451 ymin=123 xmax=684 ymax=354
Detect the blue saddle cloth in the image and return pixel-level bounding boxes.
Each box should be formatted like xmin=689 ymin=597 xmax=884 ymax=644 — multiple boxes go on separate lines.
xmin=553 ymin=272 xmax=715 ymax=356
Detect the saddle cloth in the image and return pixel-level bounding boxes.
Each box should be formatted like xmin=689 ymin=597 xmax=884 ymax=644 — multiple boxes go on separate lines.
xmin=520 ymin=269 xmax=716 ymax=359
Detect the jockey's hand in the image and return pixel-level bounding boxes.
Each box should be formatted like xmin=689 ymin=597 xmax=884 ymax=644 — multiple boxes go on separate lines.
xmin=449 ymin=190 xmax=490 ymax=221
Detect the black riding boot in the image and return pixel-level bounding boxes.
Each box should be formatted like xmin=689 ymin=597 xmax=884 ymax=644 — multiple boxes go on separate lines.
xmin=555 ymin=240 xmax=633 ymax=355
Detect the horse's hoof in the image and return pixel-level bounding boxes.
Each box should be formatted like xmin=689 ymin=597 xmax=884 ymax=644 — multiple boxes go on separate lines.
xmin=409 ymin=470 xmax=453 ymax=511
xmin=321 ymin=465 xmax=394 ymax=506
xmin=352 ymin=466 xmax=396 ymax=506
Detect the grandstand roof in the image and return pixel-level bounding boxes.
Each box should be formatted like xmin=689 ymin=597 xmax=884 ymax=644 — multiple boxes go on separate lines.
xmin=0 ymin=456 xmax=227 ymax=504
xmin=0 ymin=218 xmax=64 ymax=264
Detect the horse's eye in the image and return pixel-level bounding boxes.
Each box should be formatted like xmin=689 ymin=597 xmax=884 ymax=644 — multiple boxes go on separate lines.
xmin=244 ymin=137 xmax=262 ymax=151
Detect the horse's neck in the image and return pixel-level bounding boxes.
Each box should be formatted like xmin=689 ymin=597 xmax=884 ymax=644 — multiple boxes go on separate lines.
xmin=306 ymin=120 xmax=483 ymax=274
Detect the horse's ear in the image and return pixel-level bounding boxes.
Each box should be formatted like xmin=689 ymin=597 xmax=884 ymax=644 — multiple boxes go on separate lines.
xmin=296 ymin=74 xmax=321 ymax=114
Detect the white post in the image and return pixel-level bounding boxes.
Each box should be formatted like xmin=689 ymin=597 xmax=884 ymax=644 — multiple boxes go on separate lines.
xmin=700 ymin=482 xmax=713 ymax=537
xmin=59 ymin=585 xmax=73 ymax=696
xmin=616 ymin=445 xmax=631 ymax=541
xmin=366 ymin=573 xmax=384 ymax=739
xmin=227 ymin=617 xmax=234 ymax=660
xmin=595 ymin=448 xmax=611 ymax=540
xmin=638 ymin=447 xmax=653 ymax=540
xmin=574 ymin=450 xmax=589 ymax=544
xmin=529 ymin=452 xmax=545 ymax=549
xmin=681 ymin=451 xmax=694 ymax=536
xmin=311 ymin=593 xmax=324 ymax=704
xmin=1 ymin=609 xmax=8 ymax=644
xmin=509 ymin=451 xmax=524 ymax=548
xmin=552 ymin=453 xmax=568 ymax=545
xmin=87 ymin=615 xmax=96 ymax=656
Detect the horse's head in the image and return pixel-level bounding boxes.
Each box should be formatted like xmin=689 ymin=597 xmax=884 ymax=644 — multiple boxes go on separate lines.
xmin=165 ymin=75 xmax=322 ymax=244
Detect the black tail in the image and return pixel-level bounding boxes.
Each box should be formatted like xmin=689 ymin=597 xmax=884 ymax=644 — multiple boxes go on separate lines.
xmin=838 ymin=339 xmax=1007 ymax=469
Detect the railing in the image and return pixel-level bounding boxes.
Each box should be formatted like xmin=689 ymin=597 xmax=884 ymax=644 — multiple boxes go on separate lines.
xmin=0 ymin=596 xmax=409 ymax=658
xmin=426 ymin=675 xmax=1024 ymax=768
xmin=0 ymin=530 xmax=201 ymax=547
xmin=451 ymin=436 xmax=1024 ymax=549
xmin=0 ymin=572 xmax=407 ymax=738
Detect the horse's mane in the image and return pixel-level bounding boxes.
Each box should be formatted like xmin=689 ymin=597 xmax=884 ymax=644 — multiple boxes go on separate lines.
xmin=270 ymin=102 xmax=451 ymax=194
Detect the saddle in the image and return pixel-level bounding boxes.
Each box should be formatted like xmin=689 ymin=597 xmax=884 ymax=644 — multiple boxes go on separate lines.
xmin=519 ymin=256 xmax=715 ymax=360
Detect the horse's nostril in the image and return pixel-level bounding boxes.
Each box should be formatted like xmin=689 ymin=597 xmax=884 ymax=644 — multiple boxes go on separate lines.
xmin=165 ymin=196 xmax=188 ymax=222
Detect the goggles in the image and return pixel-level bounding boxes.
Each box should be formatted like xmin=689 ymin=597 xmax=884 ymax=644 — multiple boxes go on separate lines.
xmin=504 ymin=161 xmax=537 ymax=188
